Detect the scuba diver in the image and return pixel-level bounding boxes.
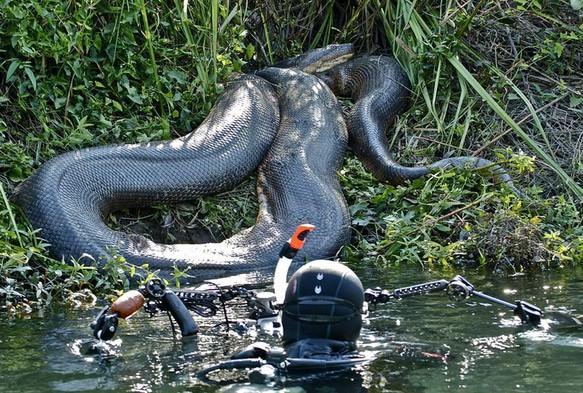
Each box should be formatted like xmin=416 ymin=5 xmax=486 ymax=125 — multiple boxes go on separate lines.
xmin=90 ymin=224 xmax=577 ymax=385
xmin=203 ymin=258 xmax=371 ymax=383
xmin=92 ymin=225 xmax=373 ymax=376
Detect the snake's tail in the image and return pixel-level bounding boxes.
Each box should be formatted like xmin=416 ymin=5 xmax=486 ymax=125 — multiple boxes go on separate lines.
xmin=350 ymin=105 xmax=523 ymax=193
xmin=318 ymin=55 xmax=523 ymax=196
xmin=429 ymin=157 xmax=524 ymax=197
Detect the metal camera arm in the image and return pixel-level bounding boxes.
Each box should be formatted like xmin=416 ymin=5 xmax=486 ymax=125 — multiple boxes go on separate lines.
xmin=446 ymin=275 xmax=542 ymax=324
xmin=90 ymin=278 xmax=276 ymax=341
xmin=365 ymin=275 xmax=542 ymax=325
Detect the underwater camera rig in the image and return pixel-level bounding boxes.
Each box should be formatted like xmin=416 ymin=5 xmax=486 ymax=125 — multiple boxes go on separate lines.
xmin=91 ymin=224 xmax=544 ymax=342
xmin=91 ymin=224 xmax=316 ymax=341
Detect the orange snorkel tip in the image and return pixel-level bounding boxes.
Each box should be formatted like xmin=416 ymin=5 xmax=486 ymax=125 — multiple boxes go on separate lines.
xmin=289 ymin=224 xmax=316 ymax=251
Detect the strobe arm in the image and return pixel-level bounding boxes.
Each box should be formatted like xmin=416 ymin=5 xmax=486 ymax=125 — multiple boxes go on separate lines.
xmin=365 ymin=275 xmax=543 ymax=325
xmin=446 ymin=275 xmax=542 ymax=325
xmin=365 ymin=279 xmax=450 ymax=304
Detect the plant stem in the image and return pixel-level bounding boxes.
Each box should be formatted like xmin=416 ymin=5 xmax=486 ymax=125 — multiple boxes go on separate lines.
xmin=211 ymin=0 xmax=218 ymax=80
xmin=138 ymin=0 xmax=164 ymax=114
xmin=449 ymin=56 xmax=583 ymax=199
xmin=0 ymin=183 xmax=23 ymax=248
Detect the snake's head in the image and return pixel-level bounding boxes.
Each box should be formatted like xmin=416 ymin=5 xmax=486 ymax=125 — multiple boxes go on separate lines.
xmin=273 ymin=43 xmax=355 ymax=74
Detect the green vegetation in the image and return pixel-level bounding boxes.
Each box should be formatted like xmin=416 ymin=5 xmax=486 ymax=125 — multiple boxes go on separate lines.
xmin=1 ymin=0 xmax=582 ymax=308
xmin=340 ymin=156 xmax=582 ymax=272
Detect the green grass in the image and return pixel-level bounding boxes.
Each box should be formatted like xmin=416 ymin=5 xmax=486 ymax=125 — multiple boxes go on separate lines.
xmin=1 ymin=0 xmax=582 ymax=307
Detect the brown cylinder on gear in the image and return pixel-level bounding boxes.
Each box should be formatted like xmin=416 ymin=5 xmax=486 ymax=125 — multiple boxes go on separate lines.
xmin=110 ymin=290 xmax=145 ymax=319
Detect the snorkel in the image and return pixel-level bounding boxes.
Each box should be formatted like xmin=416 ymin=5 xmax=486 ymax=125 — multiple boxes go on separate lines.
xmin=273 ymin=224 xmax=315 ymax=304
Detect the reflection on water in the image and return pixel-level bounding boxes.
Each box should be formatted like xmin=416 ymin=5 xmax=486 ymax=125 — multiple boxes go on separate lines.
xmin=1 ymin=266 xmax=583 ymax=392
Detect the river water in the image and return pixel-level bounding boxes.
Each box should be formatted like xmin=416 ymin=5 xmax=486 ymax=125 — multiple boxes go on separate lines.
xmin=1 ymin=265 xmax=582 ymax=392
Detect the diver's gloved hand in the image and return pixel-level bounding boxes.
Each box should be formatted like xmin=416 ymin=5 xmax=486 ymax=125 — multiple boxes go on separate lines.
xmin=231 ymin=342 xmax=272 ymax=359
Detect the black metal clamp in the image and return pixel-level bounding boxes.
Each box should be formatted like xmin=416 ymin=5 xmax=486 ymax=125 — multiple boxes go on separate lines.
xmin=90 ymin=306 xmax=119 ymax=340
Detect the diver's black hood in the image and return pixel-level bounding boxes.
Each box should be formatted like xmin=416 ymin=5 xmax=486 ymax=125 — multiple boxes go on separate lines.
xmin=282 ymin=260 xmax=364 ymax=345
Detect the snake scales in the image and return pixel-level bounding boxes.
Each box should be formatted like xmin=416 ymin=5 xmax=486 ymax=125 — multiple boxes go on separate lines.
xmin=12 ymin=45 xmax=517 ymax=283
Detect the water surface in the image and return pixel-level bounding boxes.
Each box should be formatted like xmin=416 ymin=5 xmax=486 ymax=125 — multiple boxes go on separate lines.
xmin=1 ymin=266 xmax=582 ymax=392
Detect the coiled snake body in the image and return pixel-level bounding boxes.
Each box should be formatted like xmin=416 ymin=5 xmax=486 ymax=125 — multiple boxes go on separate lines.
xmin=13 ymin=46 xmax=517 ymax=282
xmin=13 ymin=66 xmax=350 ymax=282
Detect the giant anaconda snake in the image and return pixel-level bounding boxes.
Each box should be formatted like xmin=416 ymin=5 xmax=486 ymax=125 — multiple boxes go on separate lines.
xmin=12 ymin=45 xmax=518 ymax=283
